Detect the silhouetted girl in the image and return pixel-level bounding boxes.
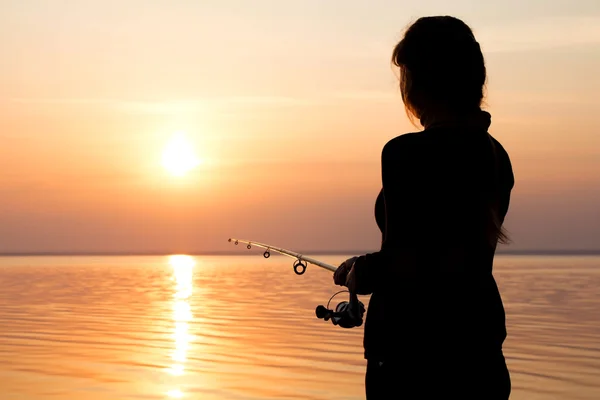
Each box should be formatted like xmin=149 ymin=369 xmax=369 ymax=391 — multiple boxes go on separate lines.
xmin=334 ymin=16 xmax=514 ymax=399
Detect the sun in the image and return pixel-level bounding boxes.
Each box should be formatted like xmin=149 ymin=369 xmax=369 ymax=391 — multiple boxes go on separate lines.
xmin=162 ymin=133 xmax=201 ymax=177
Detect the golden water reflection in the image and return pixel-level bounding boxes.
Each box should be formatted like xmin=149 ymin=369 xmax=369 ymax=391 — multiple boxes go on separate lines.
xmin=166 ymin=389 xmax=184 ymax=398
xmin=167 ymin=255 xmax=195 ymax=397
xmin=0 ymin=256 xmax=598 ymax=399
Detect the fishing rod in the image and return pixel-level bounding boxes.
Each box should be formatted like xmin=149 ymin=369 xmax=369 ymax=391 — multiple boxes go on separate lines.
xmin=227 ymin=238 xmax=337 ymax=274
xmin=228 ymin=238 xmax=365 ymax=329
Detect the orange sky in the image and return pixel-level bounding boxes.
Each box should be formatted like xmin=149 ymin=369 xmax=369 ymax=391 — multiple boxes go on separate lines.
xmin=1 ymin=1 xmax=599 ymax=253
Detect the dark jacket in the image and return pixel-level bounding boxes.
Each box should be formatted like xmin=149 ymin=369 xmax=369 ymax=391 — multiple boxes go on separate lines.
xmin=352 ymin=126 xmax=514 ymax=362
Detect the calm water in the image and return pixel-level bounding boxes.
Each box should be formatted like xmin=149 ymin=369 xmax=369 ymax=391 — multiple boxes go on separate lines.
xmin=0 ymin=254 xmax=599 ymax=400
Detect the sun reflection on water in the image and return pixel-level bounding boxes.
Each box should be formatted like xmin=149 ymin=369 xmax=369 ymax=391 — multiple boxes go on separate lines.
xmin=166 ymin=388 xmax=184 ymax=398
xmin=166 ymin=255 xmax=195 ymax=396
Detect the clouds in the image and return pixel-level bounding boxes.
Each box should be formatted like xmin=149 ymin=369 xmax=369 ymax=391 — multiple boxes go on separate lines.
xmin=3 ymin=90 xmax=398 ymax=116
xmin=477 ymin=15 xmax=600 ymax=53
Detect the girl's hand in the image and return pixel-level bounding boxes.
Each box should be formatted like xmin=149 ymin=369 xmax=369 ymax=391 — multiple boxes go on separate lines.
xmin=345 ymin=264 xmax=357 ymax=293
xmin=333 ymin=256 xmax=358 ymax=286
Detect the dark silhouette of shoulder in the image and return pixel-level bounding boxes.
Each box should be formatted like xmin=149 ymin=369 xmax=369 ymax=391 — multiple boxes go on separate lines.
xmin=381 ymin=132 xmax=422 ymax=163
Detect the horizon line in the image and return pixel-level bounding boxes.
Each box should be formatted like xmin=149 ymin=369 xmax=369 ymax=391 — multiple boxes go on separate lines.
xmin=1 ymin=249 xmax=600 ymax=257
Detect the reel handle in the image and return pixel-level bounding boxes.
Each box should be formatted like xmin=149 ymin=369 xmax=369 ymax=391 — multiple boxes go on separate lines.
xmin=315 ymin=305 xmax=331 ymax=320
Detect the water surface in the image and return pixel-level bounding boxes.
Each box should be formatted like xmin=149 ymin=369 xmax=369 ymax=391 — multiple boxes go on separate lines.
xmin=0 ymin=255 xmax=598 ymax=399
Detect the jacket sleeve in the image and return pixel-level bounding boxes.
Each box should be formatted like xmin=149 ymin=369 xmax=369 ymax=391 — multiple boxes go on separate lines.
xmin=498 ymin=144 xmax=515 ymax=222
xmin=351 ymin=136 xmax=417 ymax=295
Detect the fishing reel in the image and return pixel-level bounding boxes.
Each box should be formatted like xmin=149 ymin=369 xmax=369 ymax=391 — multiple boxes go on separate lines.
xmin=315 ymin=291 xmax=365 ymax=329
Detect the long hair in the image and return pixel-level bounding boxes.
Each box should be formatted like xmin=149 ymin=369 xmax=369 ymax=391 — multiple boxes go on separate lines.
xmin=391 ymin=16 xmax=509 ymax=246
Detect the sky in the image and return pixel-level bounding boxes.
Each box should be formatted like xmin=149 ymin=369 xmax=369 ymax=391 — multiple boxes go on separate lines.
xmin=1 ymin=0 xmax=599 ymax=254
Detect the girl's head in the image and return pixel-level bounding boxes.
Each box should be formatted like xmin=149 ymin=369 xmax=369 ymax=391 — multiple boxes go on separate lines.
xmin=392 ymin=16 xmax=486 ymax=125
